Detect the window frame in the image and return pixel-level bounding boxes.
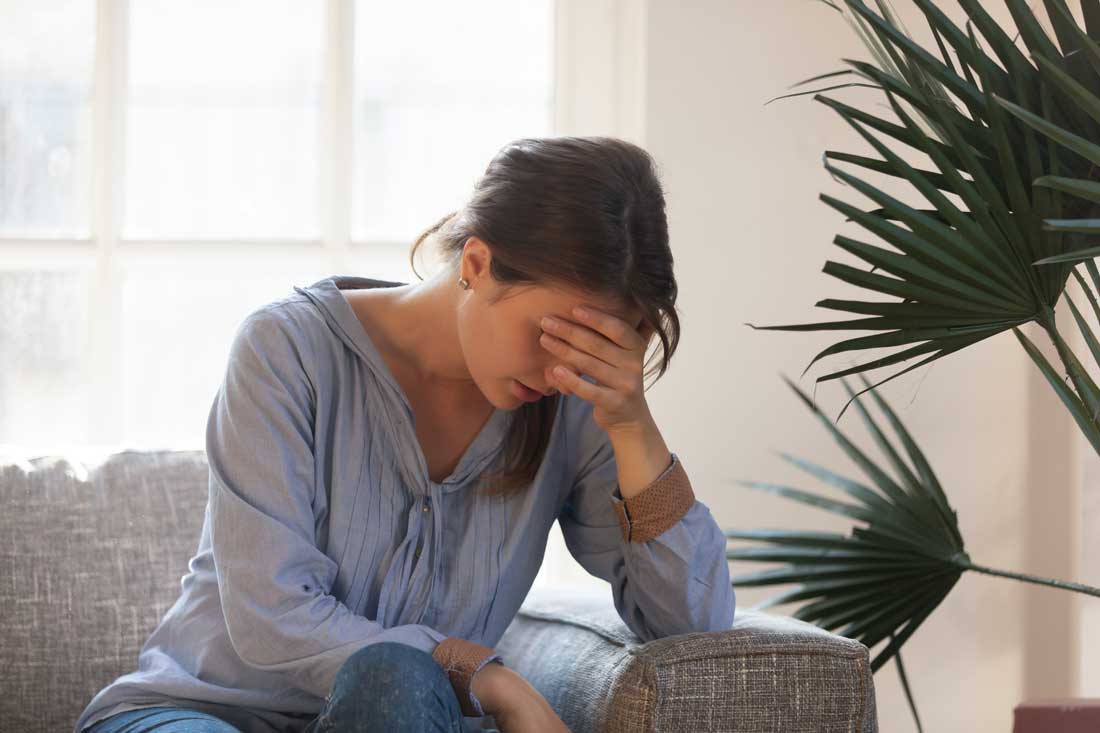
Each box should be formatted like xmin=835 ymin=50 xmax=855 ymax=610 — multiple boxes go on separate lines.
xmin=0 ymin=0 xmax=643 ymax=446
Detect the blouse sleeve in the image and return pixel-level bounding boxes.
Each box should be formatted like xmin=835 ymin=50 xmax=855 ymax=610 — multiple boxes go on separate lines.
xmin=206 ymin=308 xmax=501 ymax=717
xmin=557 ymin=403 xmax=735 ymax=640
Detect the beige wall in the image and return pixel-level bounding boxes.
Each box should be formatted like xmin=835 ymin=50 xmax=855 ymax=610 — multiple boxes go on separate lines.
xmin=633 ymin=1 xmax=1093 ymax=730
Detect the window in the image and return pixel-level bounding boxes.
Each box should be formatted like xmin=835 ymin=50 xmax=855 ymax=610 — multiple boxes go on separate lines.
xmin=0 ymin=0 xmax=553 ymax=448
xmin=3 ymin=0 xmax=640 ymax=595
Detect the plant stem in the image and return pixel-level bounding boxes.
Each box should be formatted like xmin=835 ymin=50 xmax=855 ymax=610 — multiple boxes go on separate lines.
xmin=959 ymin=561 xmax=1100 ymax=598
xmin=1036 ymin=303 xmax=1100 ymax=441
xmin=1038 ymin=305 xmax=1087 ymax=401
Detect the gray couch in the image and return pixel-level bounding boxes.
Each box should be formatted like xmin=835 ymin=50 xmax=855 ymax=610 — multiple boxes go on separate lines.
xmin=0 ymin=448 xmax=878 ymax=732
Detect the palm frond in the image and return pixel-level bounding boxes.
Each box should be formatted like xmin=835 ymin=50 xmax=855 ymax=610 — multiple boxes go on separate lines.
xmin=725 ymin=368 xmax=1100 ymax=688
xmin=748 ymin=0 xmax=1100 ymax=442
xmin=726 ymin=372 xmax=967 ymax=676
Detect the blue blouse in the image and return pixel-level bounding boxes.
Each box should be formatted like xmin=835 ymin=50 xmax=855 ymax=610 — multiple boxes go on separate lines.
xmin=74 ymin=274 xmax=735 ymax=733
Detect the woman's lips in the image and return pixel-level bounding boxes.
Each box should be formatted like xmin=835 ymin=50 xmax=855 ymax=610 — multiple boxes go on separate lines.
xmin=513 ymin=379 xmax=543 ymax=402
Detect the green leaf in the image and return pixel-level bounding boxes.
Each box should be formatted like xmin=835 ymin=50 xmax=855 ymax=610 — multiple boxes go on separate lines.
xmin=1071 ymin=266 xmax=1100 ymax=332
xmin=845 ymin=0 xmax=988 ymax=121
xmin=728 ymin=373 xmax=967 ymax=685
xmin=814 ymin=94 xmax=973 ymax=170
xmin=1042 ymin=0 xmax=1100 ymax=97
xmin=995 ymin=93 xmax=1100 ymax=168
xmin=824 ymin=150 xmax=954 ymax=193
xmin=1031 ymin=53 xmax=1100 ymax=127
xmin=1012 ymin=325 xmax=1100 ymax=455
xmin=955 ymin=0 xmax=1037 ymax=80
xmin=1043 ymin=219 xmax=1100 ymax=233
xmin=1034 ymin=176 xmax=1100 ymax=205
xmin=1065 ymin=295 xmax=1100 ymax=393
xmin=1033 ymin=243 xmax=1100 ymax=265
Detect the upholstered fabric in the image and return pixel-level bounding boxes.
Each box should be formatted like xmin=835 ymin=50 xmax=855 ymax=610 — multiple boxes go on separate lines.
xmin=498 ymin=587 xmax=878 ymax=733
xmin=0 ymin=448 xmax=224 ymax=733
xmin=0 ymin=447 xmax=878 ymax=732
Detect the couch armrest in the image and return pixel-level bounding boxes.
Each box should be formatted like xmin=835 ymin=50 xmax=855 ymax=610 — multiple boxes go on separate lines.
xmin=492 ymin=586 xmax=877 ymax=733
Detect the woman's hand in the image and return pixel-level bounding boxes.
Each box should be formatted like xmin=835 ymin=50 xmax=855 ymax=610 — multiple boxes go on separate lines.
xmin=539 ymin=305 xmax=656 ymax=435
xmin=472 ymin=663 xmax=570 ymax=732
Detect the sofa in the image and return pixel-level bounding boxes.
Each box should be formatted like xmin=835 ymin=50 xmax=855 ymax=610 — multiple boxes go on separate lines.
xmin=0 ymin=447 xmax=878 ymax=732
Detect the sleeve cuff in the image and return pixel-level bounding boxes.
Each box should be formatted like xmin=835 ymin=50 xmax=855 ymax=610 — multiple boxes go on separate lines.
xmin=610 ymin=452 xmax=696 ymax=543
xmin=431 ymin=636 xmax=504 ymax=717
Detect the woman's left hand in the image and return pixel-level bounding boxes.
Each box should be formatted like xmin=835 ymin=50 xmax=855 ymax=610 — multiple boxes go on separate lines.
xmin=539 ymin=305 xmax=656 ymax=435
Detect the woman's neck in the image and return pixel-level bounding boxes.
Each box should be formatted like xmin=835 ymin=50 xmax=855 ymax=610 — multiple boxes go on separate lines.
xmin=345 ymin=269 xmax=475 ymax=390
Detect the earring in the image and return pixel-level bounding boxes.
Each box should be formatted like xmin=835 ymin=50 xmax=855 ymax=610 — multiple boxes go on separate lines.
xmin=458 ymin=277 xmax=470 ymax=290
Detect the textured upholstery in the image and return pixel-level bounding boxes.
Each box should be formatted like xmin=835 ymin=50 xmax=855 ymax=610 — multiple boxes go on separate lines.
xmin=499 ymin=588 xmax=878 ymax=732
xmin=0 ymin=447 xmax=878 ymax=732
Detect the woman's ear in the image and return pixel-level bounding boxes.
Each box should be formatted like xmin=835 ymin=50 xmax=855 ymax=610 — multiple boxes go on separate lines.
xmin=460 ymin=237 xmax=493 ymax=286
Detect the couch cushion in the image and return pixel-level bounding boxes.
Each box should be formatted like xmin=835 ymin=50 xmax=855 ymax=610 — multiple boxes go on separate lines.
xmin=496 ymin=586 xmax=877 ymax=732
xmin=0 ymin=448 xmax=210 ymax=732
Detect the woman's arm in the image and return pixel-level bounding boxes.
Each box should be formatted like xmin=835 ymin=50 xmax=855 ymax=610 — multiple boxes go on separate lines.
xmin=471 ymin=662 xmax=569 ymax=731
xmin=558 ymin=406 xmax=735 ymax=639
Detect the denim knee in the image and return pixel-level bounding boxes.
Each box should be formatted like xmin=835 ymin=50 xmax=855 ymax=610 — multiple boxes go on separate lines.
xmin=337 ymin=642 xmax=448 ymax=689
xmin=318 ymin=642 xmax=464 ymax=732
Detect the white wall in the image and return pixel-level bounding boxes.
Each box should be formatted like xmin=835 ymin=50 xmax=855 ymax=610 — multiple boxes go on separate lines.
xmin=570 ymin=1 xmax=1092 ymax=731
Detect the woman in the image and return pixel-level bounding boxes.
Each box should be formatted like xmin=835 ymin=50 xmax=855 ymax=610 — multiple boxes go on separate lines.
xmin=74 ymin=136 xmax=735 ymax=733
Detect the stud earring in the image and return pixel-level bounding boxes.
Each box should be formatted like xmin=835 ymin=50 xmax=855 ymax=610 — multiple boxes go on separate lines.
xmin=458 ymin=277 xmax=470 ymax=290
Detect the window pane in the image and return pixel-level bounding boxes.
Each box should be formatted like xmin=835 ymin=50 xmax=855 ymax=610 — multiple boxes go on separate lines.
xmin=352 ymin=0 xmax=554 ymax=242
xmin=124 ymin=0 xmax=324 ymax=240
xmin=0 ymin=270 xmax=92 ymax=444
xmin=0 ymin=0 xmax=95 ymax=237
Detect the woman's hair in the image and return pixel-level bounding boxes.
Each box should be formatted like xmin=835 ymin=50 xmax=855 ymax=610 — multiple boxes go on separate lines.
xmin=408 ymin=135 xmax=681 ymax=497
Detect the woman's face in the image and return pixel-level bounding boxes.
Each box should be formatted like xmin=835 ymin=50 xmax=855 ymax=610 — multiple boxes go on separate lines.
xmin=455 ymin=244 xmax=644 ymax=410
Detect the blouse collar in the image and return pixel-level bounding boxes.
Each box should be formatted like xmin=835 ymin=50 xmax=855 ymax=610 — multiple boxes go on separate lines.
xmin=293 ymin=274 xmax=512 ymax=492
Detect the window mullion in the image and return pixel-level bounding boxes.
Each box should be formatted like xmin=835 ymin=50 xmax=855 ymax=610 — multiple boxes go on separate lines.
xmin=321 ymin=0 xmax=355 ymax=275
xmin=552 ymin=0 xmax=644 ymax=141
xmin=88 ymin=0 xmax=129 ymax=445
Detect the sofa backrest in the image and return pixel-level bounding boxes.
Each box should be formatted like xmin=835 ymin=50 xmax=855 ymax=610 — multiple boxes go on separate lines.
xmin=1 ymin=449 xmax=210 ymax=732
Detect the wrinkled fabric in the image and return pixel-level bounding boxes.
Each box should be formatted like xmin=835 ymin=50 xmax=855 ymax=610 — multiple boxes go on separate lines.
xmin=74 ymin=274 xmax=735 ymax=733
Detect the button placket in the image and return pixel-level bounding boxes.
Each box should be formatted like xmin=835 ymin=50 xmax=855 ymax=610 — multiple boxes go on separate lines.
xmin=414 ymin=495 xmax=431 ymax=558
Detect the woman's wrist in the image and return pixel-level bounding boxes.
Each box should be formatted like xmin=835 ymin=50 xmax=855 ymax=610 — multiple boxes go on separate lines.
xmin=470 ymin=660 xmax=515 ymax=714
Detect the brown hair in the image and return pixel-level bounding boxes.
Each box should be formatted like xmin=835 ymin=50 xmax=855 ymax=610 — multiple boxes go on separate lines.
xmin=408 ymin=136 xmax=681 ymax=497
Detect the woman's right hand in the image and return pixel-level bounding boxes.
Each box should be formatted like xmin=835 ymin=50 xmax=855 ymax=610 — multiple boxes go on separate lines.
xmin=472 ymin=663 xmax=571 ymax=733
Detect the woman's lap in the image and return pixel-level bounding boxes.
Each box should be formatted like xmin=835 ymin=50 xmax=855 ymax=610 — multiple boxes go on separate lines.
xmin=87 ymin=643 xmax=467 ymax=733
xmin=309 ymin=641 xmax=467 ymax=732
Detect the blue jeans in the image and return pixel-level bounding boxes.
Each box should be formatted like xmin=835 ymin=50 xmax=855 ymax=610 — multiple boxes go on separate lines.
xmin=86 ymin=643 xmax=468 ymax=733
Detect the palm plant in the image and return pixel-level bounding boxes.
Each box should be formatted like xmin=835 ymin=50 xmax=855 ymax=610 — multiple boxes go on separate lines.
xmin=727 ymin=1 xmax=1100 ymax=729
xmin=728 ymin=372 xmax=1100 ymax=730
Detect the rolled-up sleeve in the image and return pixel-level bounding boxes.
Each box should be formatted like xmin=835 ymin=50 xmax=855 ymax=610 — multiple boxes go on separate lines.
xmin=207 ymin=308 xmax=501 ymax=716
xmin=557 ymin=406 xmax=735 ymax=640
